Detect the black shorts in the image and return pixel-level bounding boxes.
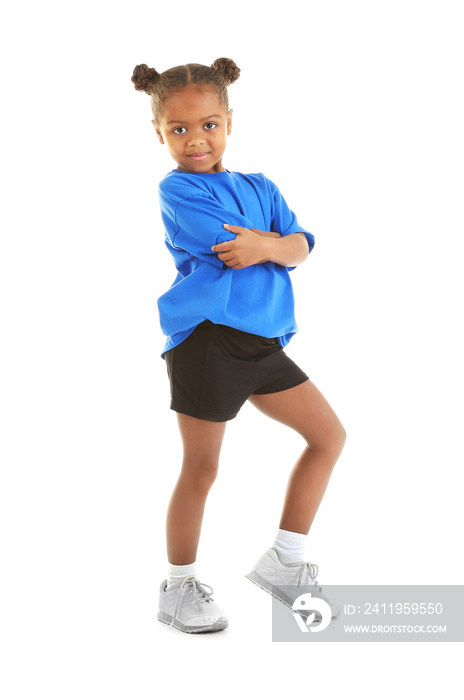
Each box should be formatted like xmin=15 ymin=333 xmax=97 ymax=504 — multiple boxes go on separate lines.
xmin=164 ymin=320 xmax=309 ymax=422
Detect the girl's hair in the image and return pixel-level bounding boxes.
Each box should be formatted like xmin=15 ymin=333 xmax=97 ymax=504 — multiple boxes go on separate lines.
xmin=131 ymin=58 xmax=240 ymax=124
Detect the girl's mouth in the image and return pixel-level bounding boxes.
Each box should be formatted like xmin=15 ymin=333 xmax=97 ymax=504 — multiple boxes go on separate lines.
xmin=188 ymin=153 xmax=209 ymax=162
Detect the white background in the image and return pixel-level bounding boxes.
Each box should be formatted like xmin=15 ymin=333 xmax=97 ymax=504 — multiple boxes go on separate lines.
xmin=1 ymin=0 xmax=463 ymax=697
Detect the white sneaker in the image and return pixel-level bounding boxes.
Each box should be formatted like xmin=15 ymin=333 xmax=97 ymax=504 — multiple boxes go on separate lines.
xmin=245 ymin=547 xmax=340 ymax=619
xmin=157 ymin=576 xmax=228 ymax=633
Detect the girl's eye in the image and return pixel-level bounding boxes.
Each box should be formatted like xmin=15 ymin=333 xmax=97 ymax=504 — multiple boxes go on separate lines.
xmin=204 ymin=122 xmax=217 ymax=130
xmin=173 ymin=126 xmax=187 ymax=134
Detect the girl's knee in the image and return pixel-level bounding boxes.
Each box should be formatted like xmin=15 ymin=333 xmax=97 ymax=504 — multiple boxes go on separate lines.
xmin=334 ymin=422 xmax=347 ymax=455
xmin=180 ymin=457 xmax=219 ymax=492
xmin=327 ymin=420 xmax=346 ymax=456
xmin=307 ymin=419 xmax=346 ymax=456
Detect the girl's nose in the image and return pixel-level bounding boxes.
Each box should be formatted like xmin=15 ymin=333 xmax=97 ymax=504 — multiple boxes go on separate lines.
xmin=187 ymin=130 xmax=206 ymax=147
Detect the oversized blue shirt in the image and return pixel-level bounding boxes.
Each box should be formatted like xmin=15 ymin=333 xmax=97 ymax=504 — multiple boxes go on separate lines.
xmin=156 ymin=169 xmax=315 ymax=358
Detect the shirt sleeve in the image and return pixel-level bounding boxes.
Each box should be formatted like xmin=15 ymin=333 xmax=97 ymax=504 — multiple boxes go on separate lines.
xmin=267 ymin=177 xmax=315 ymax=271
xmin=160 ymin=191 xmax=255 ymax=269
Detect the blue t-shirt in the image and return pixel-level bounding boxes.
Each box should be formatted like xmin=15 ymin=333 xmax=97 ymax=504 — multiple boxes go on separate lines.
xmin=156 ymin=168 xmax=315 ymax=358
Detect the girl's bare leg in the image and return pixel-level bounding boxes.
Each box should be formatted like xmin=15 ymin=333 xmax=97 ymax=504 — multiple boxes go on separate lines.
xmin=166 ymin=413 xmax=227 ymax=565
xmin=248 ymin=379 xmax=346 ymax=534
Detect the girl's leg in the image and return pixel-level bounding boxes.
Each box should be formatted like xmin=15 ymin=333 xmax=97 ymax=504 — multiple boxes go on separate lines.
xmin=248 ymin=379 xmax=346 ymax=534
xmin=166 ymin=413 xmax=227 ymax=565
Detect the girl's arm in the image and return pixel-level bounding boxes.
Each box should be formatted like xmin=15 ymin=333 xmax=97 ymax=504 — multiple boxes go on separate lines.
xmin=212 ymin=225 xmax=309 ymax=269
xmin=262 ymin=232 xmax=309 ymax=267
xmin=250 ymin=228 xmax=282 ymax=239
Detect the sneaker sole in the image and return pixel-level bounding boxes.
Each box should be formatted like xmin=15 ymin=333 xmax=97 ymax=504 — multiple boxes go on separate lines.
xmin=245 ymin=570 xmax=296 ymax=608
xmin=157 ymin=611 xmax=228 ymax=633
xmin=245 ymin=571 xmax=339 ymax=620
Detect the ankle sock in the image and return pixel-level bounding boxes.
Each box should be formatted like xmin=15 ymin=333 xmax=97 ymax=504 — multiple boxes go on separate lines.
xmin=167 ymin=561 xmax=197 ymax=587
xmin=273 ymin=528 xmax=308 ymax=565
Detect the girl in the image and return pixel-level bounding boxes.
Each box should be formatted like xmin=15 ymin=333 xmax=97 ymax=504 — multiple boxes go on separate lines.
xmin=131 ymin=58 xmax=346 ymax=634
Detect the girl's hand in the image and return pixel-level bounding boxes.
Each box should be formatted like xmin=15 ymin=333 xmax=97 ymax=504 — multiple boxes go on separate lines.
xmin=211 ymin=224 xmax=271 ymax=269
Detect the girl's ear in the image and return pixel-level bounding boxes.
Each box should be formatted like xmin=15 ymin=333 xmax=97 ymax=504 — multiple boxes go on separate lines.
xmin=227 ymin=109 xmax=233 ymax=135
xmin=152 ymin=120 xmax=164 ymax=145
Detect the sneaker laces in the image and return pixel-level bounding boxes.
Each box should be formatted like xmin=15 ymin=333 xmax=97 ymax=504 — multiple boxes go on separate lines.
xmin=296 ymin=561 xmax=322 ymax=595
xmin=170 ymin=576 xmax=215 ymax=628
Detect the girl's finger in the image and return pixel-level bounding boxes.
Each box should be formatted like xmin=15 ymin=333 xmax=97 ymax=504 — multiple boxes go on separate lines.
xmin=223 ymin=224 xmax=243 ymax=232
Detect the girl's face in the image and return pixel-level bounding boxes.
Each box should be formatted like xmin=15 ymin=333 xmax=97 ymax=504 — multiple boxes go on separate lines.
xmin=153 ymin=84 xmax=232 ymax=174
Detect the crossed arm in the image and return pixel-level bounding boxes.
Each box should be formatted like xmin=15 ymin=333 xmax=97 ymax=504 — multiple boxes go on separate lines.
xmin=211 ymin=224 xmax=310 ymax=270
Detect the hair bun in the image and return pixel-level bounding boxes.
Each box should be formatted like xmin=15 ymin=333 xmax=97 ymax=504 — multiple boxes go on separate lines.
xmin=210 ymin=57 xmax=240 ymax=86
xmin=131 ymin=64 xmax=161 ymax=94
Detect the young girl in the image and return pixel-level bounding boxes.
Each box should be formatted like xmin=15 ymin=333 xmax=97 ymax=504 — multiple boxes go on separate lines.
xmin=131 ymin=58 xmax=346 ymax=633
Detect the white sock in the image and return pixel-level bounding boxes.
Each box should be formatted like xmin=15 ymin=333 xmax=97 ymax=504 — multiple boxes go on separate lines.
xmin=273 ymin=528 xmax=308 ymax=565
xmin=167 ymin=561 xmax=197 ymax=587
